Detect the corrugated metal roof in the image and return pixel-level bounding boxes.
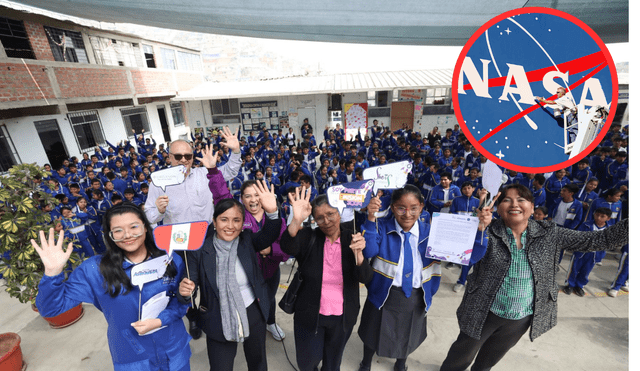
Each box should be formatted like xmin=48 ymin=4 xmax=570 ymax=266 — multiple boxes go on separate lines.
xmin=174 ymin=69 xmax=453 ymax=101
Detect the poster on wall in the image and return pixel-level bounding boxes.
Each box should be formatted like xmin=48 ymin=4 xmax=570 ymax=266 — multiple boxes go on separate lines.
xmin=414 ymin=104 xmax=423 ymax=128
xmin=399 ymin=89 xmax=424 ymax=102
xmin=239 ymin=101 xmax=279 ymax=132
xmin=344 ymin=103 xmax=368 ymax=130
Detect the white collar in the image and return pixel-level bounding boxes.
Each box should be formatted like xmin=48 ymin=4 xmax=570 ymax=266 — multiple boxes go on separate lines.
xmin=394 ymin=218 xmax=419 ymax=238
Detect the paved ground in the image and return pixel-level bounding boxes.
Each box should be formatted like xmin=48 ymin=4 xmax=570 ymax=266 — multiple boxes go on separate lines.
xmin=0 ymin=250 xmax=629 ymax=370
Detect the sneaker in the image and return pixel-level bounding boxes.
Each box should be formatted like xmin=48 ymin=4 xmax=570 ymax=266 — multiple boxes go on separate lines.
xmin=607 ymin=289 xmax=619 ymax=298
xmin=285 ymin=258 xmax=295 ymax=266
xmin=622 ymin=282 xmax=629 ymax=292
xmin=267 ymin=323 xmax=285 ymax=341
xmin=358 ymin=362 xmax=371 ymax=371
xmin=595 ymin=262 xmax=603 ymax=266
xmin=563 ymin=286 xmax=573 ymax=295
xmin=445 ymin=262 xmax=456 ymax=269
xmin=453 ymin=283 xmax=465 ymax=293
xmin=574 ymin=287 xmax=585 ymax=297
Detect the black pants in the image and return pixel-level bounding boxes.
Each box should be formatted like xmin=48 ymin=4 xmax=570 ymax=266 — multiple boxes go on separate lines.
xmin=205 ymin=301 xmax=267 ymax=371
xmin=440 ymin=312 xmax=531 ymax=371
xmin=265 ymin=267 xmax=281 ymax=325
xmin=294 ymin=314 xmax=351 ymax=371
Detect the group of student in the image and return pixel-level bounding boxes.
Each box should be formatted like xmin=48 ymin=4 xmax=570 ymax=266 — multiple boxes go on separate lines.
xmin=30 ymin=120 xmax=628 ymax=371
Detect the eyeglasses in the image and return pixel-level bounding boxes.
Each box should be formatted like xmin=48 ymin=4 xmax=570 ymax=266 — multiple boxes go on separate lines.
xmin=171 ymin=153 xmax=193 ymax=161
xmin=315 ymin=211 xmax=337 ymax=225
xmin=109 ymin=224 xmax=144 ymax=242
xmin=394 ymin=206 xmax=421 ymax=216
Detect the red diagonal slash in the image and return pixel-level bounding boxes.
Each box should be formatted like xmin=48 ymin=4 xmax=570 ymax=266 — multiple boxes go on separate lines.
xmin=477 ymin=62 xmax=608 ymax=144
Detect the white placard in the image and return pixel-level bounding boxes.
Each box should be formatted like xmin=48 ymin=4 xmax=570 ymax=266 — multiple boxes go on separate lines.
xmin=150 ymin=165 xmax=187 ymax=191
xmin=130 ymin=255 xmax=170 ymax=289
xmin=425 ymin=213 xmax=480 ymax=265
xmin=482 ymin=161 xmax=504 ymax=197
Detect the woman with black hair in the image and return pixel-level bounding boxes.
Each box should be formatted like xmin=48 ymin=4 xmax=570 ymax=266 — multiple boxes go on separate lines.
xmin=33 ymin=202 xmax=192 ymax=370
xmin=359 ymin=184 xmax=493 ymax=371
xmin=178 ymin=180 xmax=282 ymax=371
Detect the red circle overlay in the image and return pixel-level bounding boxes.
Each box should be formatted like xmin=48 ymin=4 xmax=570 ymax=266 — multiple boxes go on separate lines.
xmin=452 ymin=7 xmax=618 ymax=173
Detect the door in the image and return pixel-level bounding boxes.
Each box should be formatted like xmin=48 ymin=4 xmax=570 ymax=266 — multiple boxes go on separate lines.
xmin=390 ymin=101 xmax=414 ymax=132
xmin=34 ymin=119 xmax=68 ymax=170
xmin=297 ymin=107 xmax=316 ymax=139
xmin=157 ymin=105 xmax=172 ymax=143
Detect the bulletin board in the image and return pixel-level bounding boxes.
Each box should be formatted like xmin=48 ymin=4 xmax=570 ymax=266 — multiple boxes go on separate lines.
xmin=240 ymin=101 xmax=280 ymax=132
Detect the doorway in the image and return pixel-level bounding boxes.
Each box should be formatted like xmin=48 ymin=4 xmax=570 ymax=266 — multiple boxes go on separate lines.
xmin=157 ymin=105 xmax=172 ymax=143
xmin=35 ymin=119 xmax=68 ymax=169
xmin=297 ymin=107 xmax=316 ymax=138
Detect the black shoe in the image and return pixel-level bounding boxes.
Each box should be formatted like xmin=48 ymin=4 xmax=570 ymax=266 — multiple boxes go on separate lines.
xmin=357 ymin=362 xmax=371 ymax=371
xmin=393 ymin=364 xmax=408 ymax=371
xmin=189 ymin=320 xmax=202 ymax=340
xmin=574 ymin=287 xmax=585 ymax=297
xmin=562 ymin=286 xmax=572 ymax=295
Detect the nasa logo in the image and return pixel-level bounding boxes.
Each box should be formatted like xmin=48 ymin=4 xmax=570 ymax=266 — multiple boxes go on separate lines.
xmin=453 ymin=7 xmax=617 ymax=172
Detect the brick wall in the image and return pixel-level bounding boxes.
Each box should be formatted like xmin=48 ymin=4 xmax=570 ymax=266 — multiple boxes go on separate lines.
xmin=54 ymin=67 xmax=131 ymax=98
xmin=23 ymin=20 xmax=55 ymax=62
xmin=131 ymin=70 xmax=174 ymax=95
xmin=0 ymin=62 xmax=55 ymax=102
xmin=175 ymin=72 xmax=204 ymax=92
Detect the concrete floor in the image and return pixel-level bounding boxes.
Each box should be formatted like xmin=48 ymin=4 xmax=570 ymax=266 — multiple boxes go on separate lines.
xmin=0 ymin=250 xmax=629 ymax=371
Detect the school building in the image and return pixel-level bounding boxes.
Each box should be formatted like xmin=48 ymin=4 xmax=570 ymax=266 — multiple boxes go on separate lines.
xmin=0 ymin=4 xmax=204 ymax=171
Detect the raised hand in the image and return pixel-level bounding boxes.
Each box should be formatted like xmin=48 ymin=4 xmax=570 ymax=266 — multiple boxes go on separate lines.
xmin=31 ymin=228 xmax=73 ymax=277
xmin=219 ymin=127 xmax=240 ymax=154
xmin=350 ymin=232 xmax=366 ymax=266
xmin=288 ymin=186 xmax=312 ymax=224
xmin=367 ymin=196 xmax=382 ymax=222
xmin=477 ymin=191 xmax=500 ymax=231
xmin=254 ymin=180 xmax=277 ymax=214
xmin=200 ymin=143 xmax=219 ymax=169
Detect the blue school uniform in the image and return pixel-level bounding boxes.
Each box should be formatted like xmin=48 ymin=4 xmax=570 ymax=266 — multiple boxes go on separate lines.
xmin=548 ymin=198 xmax=583 ymax=230
xmin=544 ymin=176 xmax=570 ymax=208
xmin=449 ymin=195 xmax=480 ymax=216
xmin=584 ymin=197 xmax=622 ymax=263
xmin=59 ymin=215 xmax=95 ymax=258
xmin=429 ymin=185 xmax=462 ymax=213
xmin=566 ymin=222 xmax=606 ymax=289
xmin=36 ymin=253 xmax=191 ymax=371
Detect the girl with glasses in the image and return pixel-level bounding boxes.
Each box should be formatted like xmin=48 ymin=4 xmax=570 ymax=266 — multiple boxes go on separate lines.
xmin=280 ymin=190 xmax=373 ymax=371
xmin=33 ymin=202 xmax=191 ymax=370
xmin=357 ymin=185 xmax=493 ymax=371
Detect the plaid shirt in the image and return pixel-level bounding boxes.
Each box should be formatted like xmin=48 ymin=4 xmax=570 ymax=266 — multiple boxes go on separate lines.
xmin=490 ymin=228 xmax=534 ymax=320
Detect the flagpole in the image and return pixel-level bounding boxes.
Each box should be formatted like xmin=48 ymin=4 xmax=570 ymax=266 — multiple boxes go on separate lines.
xmin=184 ymin=254 xmax=195 ymax=309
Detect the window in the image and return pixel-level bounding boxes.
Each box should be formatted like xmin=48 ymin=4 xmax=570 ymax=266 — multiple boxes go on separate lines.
xmin=44 ymin=26 xmax=88 ymax=63
xmin=367 ymin=91 xmax=376 ymax=107
xmin=0 ymin=125 xmax=20 ymax=172
xmin=68 ymin=111 xmax=106 ymax=151
xmin=176 ymin=51 xmax=202 ymax=71
xmin=425 ymin=88 xmax=449 ymax=105
xmin=210 ymin=99 xmax=240 ymax=124
xmin=89 ymin=36 xmax=143 ymax=67
xmin=121 ymin=107 xmax=151 ymax=135
xmin=160 ymin=48 xmax=176 ymax=70
xmin=143 ymin=44 xmax=156 ymax=68
xmin=367 ymin=91 xmax=389 ymax=108
xmin=171 ymin=102 xmax=185 ymax=127
xmin=0 ymin=17 xmax=35 ymax=59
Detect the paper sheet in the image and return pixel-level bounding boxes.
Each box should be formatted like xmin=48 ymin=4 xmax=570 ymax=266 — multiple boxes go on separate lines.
xmin=140 ymin=291 xmax=170 ymax=335
xmin=425 ymin=212 xmax=480 ymax=265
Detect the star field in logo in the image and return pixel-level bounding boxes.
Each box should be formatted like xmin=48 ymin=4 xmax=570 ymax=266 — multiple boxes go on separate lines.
xmin=453 ymin=7 xmax=617 ymax=172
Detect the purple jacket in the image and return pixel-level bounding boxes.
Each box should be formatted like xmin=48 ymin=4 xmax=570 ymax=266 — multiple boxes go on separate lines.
xmin=207 ymin=168 xmax=289 ymax=278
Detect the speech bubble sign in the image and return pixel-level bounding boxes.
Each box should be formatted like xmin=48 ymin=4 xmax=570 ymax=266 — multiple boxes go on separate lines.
xmin=131 ymin=255 xmax=170 ymax=290
xmin=327 ymin=180 xmax=375 ymax=214
xmin=363 ymin=161 xmax=413 ymax=194
xmin=150 ymin=165 xmax=188 ymax=191
xmin=482 ymin=160 xmax=506 ymax=198
xmin=153 ymin=221 xmax=209 ymax=257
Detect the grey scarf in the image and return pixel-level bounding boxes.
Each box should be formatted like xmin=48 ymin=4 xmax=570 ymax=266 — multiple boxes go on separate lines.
xmin=213 ymin=235 xmax=250 ymax=342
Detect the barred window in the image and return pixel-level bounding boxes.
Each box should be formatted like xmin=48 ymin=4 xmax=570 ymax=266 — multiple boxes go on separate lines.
xmin=176 ymin=51 xmax=202 ymax=71
xmin=0 ymin=125 xmax=20 ymax=172
xmin=44 ymin=26 xmax=88 ymax=63
xmin=210 ymin=99 xmax=240 ymax=124
xmin=160 ymin=48 xmax=176 ymax=70
xmin=171 ymin=102 xmax=185 ymax=127
xmin=0 ymin=16 xmax=35 ymax=59
xmin=89 ymin=36 xmax=143 ymax=67
xmin=121 ymin=107 xmax=151 ymax=135
xmin=68 ymin=110 xmax=106 ymax=151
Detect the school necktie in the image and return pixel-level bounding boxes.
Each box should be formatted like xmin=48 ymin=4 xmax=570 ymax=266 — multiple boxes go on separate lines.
xmin=402 ymin=231 xmax=413 ymax=298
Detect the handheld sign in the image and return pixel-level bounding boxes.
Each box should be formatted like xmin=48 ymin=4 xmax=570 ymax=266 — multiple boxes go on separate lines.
xmin=480 ymin=160 xmax=508 ymax=208
xmin=131 ymin=255 xmax=171 ymax=289
xmin=327 ymin=180 xmax=375 ymax=214
xmin=153 ymin=221 xmax=209 ymax=256
xmin=150 ymin=165 xmax=188 ymax=191
xmin=153 ymin=221 xmax=208 ymax=308
xmin=363 ymin=161 xmax=413 ymax=194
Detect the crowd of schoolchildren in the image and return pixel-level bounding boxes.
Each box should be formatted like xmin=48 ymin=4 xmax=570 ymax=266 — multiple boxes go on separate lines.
xmin=35 ymin=119 xmax=629 ymax=299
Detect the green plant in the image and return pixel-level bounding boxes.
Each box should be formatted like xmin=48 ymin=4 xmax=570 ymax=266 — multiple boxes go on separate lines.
xmin=0 ymin=163 xmax=84 ymax=304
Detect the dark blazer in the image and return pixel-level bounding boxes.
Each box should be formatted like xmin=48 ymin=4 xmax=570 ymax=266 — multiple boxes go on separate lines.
xmin=280 ymin=222 xmax=373 ymax=333
xmin=180 ymin=216 xmax=282 ymax=342
xmin=457 ymin=218 xmax=628 ymax=341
